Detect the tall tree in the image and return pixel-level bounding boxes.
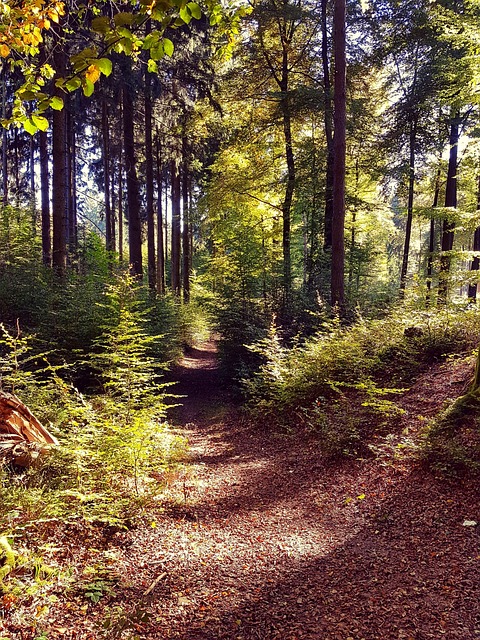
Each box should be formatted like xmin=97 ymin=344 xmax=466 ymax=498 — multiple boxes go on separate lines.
xmin=331 ymin=0 xmax=346 ymax=310
xmin=122 ymin=71 xmax=143 ymax=277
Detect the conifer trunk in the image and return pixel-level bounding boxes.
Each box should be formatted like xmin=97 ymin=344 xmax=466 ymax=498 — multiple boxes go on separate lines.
xmin=39 ymin=130 xmax=50 ymax=266
xmin=51 ymin=45 xmax=67 ymax=276
xmin=155 ymin=135 xmax=165 ymax=296
xmin=399 ymin=115 xmax=418 ymax=295
xmin=145 ymin=60 xmax=156 ymax=290
xmin=122 ymin=80 xmax=143 ymax=277
xmin=331 ymin=0 xmax=347 ymax=312
xmin=171 ymin=161 xmax=181 ymax=296
xmin=182 ymin=145 xmax=190 ymax=303
xmin=438 ymin=112 xmax=459 ymax=306
xmin=426 ymin=168 xmax=441 ymax=306
xmin=102 ymin=98 xmax=113 ymax=253
xmin=322 ymin=0 xmax=334 ymax=251
xmin=468 ymin=175 xmax=480 ymax=302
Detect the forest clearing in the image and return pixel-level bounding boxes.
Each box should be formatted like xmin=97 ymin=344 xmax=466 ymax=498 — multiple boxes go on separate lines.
xmin=1 ymin=0 xmax=480 ymax=638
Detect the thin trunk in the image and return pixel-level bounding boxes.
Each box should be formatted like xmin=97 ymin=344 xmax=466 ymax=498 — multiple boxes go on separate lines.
xmin=322 ymin=0 xmax=334 ymax=251
xmin=399 ymin=115 xmax=418 ymax=295
xmin=331 ymin=0 xmax=347 ymax=311
xmin=468 ymin=175 xmax=480 ymax=301
xmin=118 ymin=157 xmax=124 ymax=263
xmin=66 ymin=101 xmax=77 ymax=254
xmin=171 ymin=160 xmax=181 ymax=296
xmin=438 ymin=112 xmax=459 ymax=306
xmin=426 ymin=168 xmax=441 ymax=306
xmin=52 ymin=45 xmax=67 ymax=276
xmin=145 ymin=59 xmax=156 ymax=290
xmin=122 ymin=81 xmax=143 ymax=276
xmin=1 ymin=63 xmax=7 ymax=207
xmin=155 ymin=135 xmax=165 ymax=295
xmin=348 ymin=158 xmax=359 ymax=294
xmin=182 ymin=147 xmax=190 ymax=303
xmin=30 ymin=136 xmax=36 ymax=222
xmin=14 ymin=128 xmax=20 ymax=208
xmin=280 ymin=50 xmax=295 ymax=302
xmin=39 ymin=130 xmax=50 ymax=266
xmin=102 ymin=98 xmax=113 ymax=253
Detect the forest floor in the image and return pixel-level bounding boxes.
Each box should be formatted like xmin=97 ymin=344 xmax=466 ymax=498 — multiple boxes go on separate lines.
xmin=1 ymin=341 xmax=480 ymax=640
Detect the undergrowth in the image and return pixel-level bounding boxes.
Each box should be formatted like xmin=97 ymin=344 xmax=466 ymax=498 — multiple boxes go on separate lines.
xmin=243 ymin=306 xmax=480 ymax=457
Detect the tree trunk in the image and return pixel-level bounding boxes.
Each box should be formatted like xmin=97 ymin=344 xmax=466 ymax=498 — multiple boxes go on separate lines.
xmin=331 ymin=0 xmax=347 ymax=312
xmin=39 ymin=130 xmax=50 ymax=266
xmin=171 ymin=160 xmax=181 ymax=296
xmin=66 ymin=100 xmax=77 ymax=255
xmin=145 ymin=62 xmax=156 ymax=290
xmin=182 ymin=145 xmax=190 ymax=303
xmin=102 ymin=97 xmax=114 ymax=253
xmin=426 ymin=167 xmax=441 ymax=306
xmin=399 ymin=115 xmax=418 ymax=295
xmin=29 ymin=135 xmax=36 ymax=222
xmin=280 ymin=50 xmax=295 ymax=303
xmin=51 ymin=45 xmax=67 ymax=277
xmin=155 ymin=134 xmax=165 ymax=296
xmin=1 ymin=62 xmax=7 ymax=207
xmin=468 ymin=175 xmax=480 ymax=301
xmin=438 ymin=112 xmax=459 ymax=306
xmin=122 ymin=81 xmax=143 ymax=277
xmin=118 ymin=156 xmax=124 ymax=264
xmin=322 ymin=0 xmax=334 ymax=252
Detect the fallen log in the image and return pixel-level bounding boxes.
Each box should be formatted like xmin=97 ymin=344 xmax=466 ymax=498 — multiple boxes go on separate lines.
xmin=0 ymin=391 xmax=58 ymax=467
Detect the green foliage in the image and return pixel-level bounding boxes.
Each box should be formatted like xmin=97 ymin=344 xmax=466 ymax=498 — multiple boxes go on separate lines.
xmin=243 ymin=307 xmax=480 ymax=454
xmin=0 ymin=272 xmax=187 ymax=529
xmin=422 ymin=386 xmax=480 ymax=475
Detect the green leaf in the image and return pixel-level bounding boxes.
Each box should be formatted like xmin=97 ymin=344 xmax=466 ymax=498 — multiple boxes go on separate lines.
xmin=31 ymin=115 xmax=49 ymax=132
xmin=83 ymin=78 xmax=94 ymax=97
xmin=113 ymin=12 xmax=134 ymax=26
xmin=91 ymin=16 xmax=110 ymax=33
xmin=50 ymin=96 xmax=64 ymax=110
xmin=187 ymin=2 xmax=201 ymax=19
xmin=97 ymin=58 xmax=112 ymax=77
xmin=150 ymin=42 xmax=164 ymax=61
xmin=179 ymin=6 xmax=192 ymax=24
xmin=163 ymin=38 xmax=174 ymax=57
xmin=65 ymin=77 xmax=82 ymax=93
xmin=24 ymin=119 xmax=37 ymax=135
xmin=147 ymin=59 xmax=158 ymax=73
xmin=143 ymin=32 xmax=160 ymax=50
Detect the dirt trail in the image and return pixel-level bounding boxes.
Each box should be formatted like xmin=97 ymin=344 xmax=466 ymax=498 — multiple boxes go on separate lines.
xmin=119 ymin=346 xmax=480 ymax=640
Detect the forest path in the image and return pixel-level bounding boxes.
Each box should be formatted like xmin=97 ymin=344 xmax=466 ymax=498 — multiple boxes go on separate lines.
xmin=119 ymin=347 xmax=480 ymax=640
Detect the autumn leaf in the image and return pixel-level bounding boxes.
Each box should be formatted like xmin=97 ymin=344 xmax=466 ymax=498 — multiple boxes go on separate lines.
xmin=85 ymin=64 xmax=101 ymax=84
xmin=0 ymin=44 xmax=10 ymax=57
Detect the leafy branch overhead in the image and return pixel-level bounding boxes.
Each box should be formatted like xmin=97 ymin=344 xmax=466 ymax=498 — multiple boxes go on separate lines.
xmin=0 ymin=0 xmax=250 ymax=133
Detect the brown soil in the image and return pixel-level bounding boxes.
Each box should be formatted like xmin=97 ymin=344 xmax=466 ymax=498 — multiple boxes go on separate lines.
xmin=1 ymin=344 xmax=479 ymax=640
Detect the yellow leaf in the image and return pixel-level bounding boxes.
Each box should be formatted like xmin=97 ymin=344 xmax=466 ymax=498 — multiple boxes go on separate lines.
xmin=357 ymin=493 xmax=366 ymax=500
xmin=85 ymin=64 xmax=101 ymax=84
xmin=0 ymin=44 xmax=10 ymax=57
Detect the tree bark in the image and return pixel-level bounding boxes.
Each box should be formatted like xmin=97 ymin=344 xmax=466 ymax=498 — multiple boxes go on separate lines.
xmin=426 ymin=167 xmax=441 ymax=306
xmin=155 ymin=134 xmax=165 ymax=296
xmin=145 ymin=60 xmax=156 ymax=290
xmin=468 ymin=175 xmax=480 ymax=301
xmin=331 ymin=0 xmax=347 ymax=312
xmin=438 ymin=112 xmax=459 ymax=306
xmin=102 ymin=97 xmax=114 ymax=253
xmin=122 ymin=81 xmax=143 ymax=277
xmin=51 ymin=44 xmax=67 ymax=277
xmin=322 ymin=0 xmax=334 ymax=252
xmin=1 ymin=62 xmax=7 ymax=207
xmin=399 ymin=115 xmax=418 ymax=295
xmin=182 ymin=144 xmax=190 ymax=303
xmin=171 ymin=160 xmax=181 ymax=296
xmin=39 ymin=130 xmax=50 ymax=266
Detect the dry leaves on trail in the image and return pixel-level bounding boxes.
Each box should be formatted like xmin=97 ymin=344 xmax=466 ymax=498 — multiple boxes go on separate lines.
xmin=1 ymin=346 xmax=479 ymax=640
